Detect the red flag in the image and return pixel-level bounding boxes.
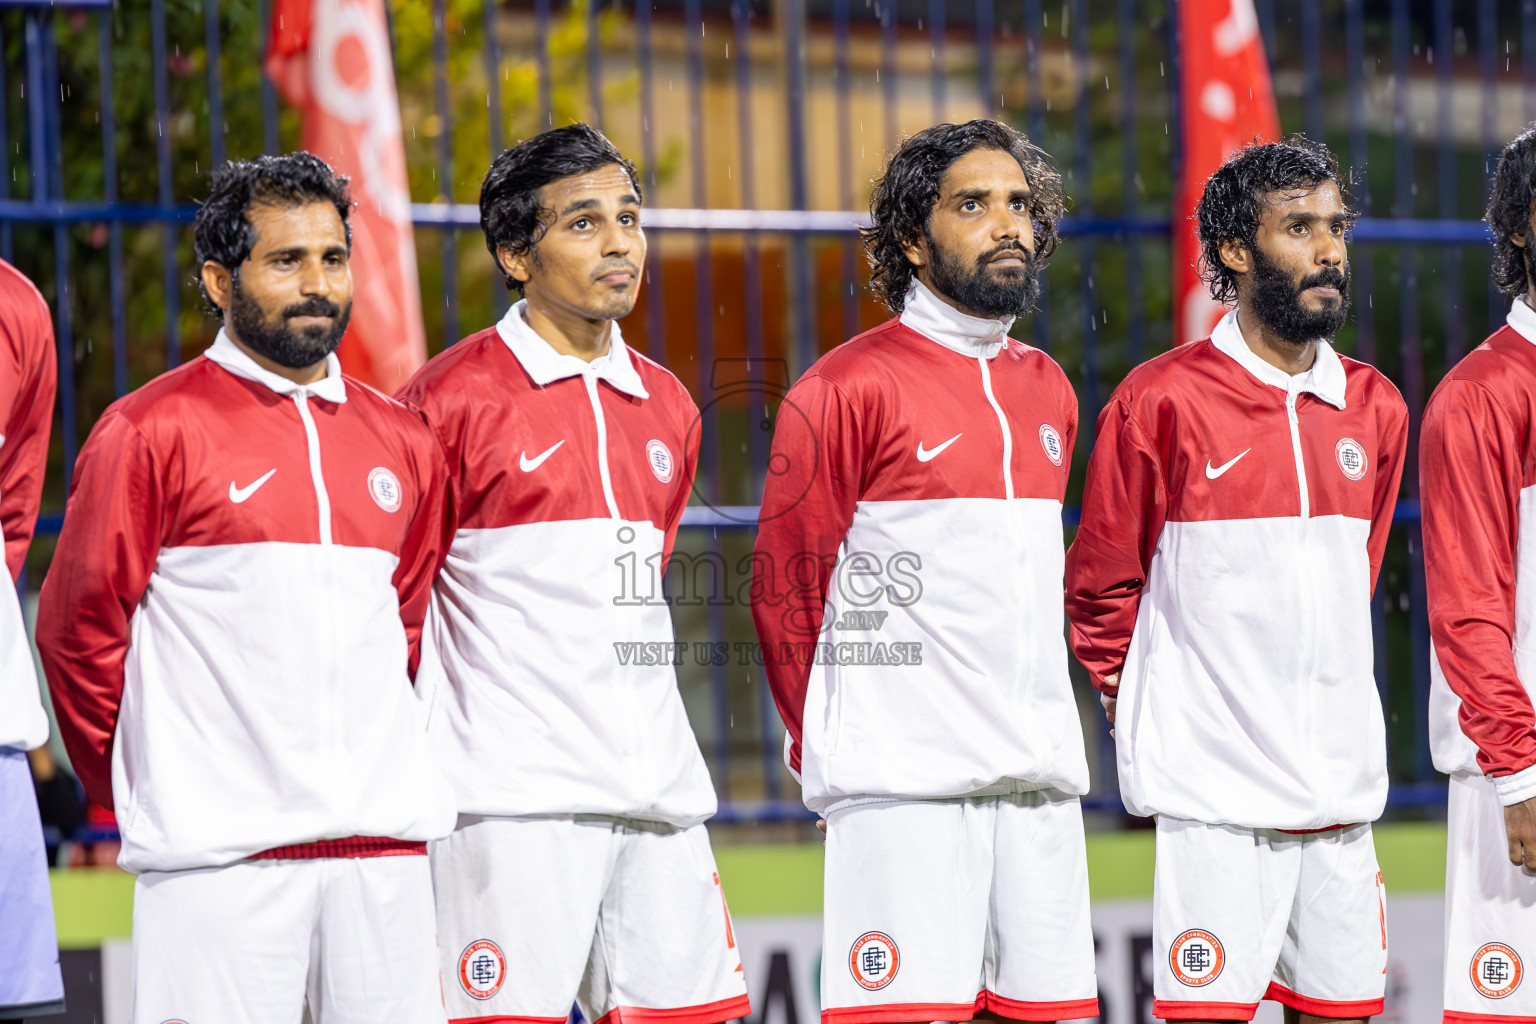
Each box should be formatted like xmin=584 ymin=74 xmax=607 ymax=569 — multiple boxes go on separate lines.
xmin=1174 ymin=0 xmax=1280 ymax=344
xmin=265 ymin=0 xmax=426 ymax=390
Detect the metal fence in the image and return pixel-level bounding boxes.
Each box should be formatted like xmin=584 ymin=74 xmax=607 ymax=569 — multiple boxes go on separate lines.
xmin=1 ymin=0 xmax=1525 ymax=824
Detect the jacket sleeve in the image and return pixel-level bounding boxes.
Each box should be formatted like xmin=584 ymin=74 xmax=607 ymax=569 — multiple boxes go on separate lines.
xmin=0 ymin=282 xmax=54 ymax=582
xmin=394 ymin=432 xmax=453 ymax=682
xmin=750 ymin=373 xmax=865 ymax=775
xmin=1064 ymin=394 xmax=1167 ymax=694
xmin=35 ymin=411 xmax=164 ymax=808
xmin=1421 ymin=377 xmax=1536 ymax=800
xmin=1368 ymin=393 xmax=1410 ymax=594
xmin=663 ymin=393 xmax=702 ymax=564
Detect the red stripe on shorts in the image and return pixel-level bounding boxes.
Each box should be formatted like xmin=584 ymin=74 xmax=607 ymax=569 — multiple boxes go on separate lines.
xmin=593 ymin=993 xmax=752 ymax=1024
xmin=821 ymin=1002 xmax=980 ymax=1024
xmin=1264 ymin=983 xmax=1383 ymax=1018
xmin=1443 ymin=1012 xmax=1536 ymax=1024
xmin=249 ymin=836 xmax=428 ymax=860
xmin=980 ymin=992 xmax=1101 ymax=1020
xmin=1153 ymin=998 xmax=1261 ymax=1021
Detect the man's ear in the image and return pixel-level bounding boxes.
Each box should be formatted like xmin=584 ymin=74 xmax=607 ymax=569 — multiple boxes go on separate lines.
xmin=1218 ymin=238 xmax=1251 ymax=276
xmin=201 ymin=261 xmax=233 ymax=314
xmin=900 ymin=232 xmax=930 ymax=272
xmin=1512 ymin=229 xmax=1528 ymax=250
xmin=498 ymin=245 xmax=533 ymax=286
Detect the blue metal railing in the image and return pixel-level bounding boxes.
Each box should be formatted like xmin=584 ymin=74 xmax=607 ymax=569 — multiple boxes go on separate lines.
xmin=0 ymin=0 xmax=1516 ymax=820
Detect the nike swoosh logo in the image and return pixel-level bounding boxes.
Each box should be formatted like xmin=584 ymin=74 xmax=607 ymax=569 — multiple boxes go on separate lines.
xmin=1205 ymin=448 xmax=1252 ymax=480
xmin=229 ymin=469 xmax=277 ymax=504
xmin=519 ymin=440 xmax=565 ymax=472
xmin=916 ymin=433 xmax=963 ymax=463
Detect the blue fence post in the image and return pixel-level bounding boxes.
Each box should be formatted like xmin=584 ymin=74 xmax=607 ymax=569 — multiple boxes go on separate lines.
xmin=430 ymin=0 xmax=457 ymax=348
xmin=1025 ymin=0 xmax=1049 ymax=356
xmin=150 ymin=0 xmax=181 ymax=370
xmin=0 ymin=17 xmax=10 ymax=262
xmin=99 ymin=8 xmax=127 ymax=400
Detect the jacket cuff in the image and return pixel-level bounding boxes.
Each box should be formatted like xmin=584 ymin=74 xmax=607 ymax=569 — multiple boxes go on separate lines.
xmin=1092 ymin=671 xmax=1121 ymax=696
xmin=1493 ymin=761 xmax=1536 ymax=806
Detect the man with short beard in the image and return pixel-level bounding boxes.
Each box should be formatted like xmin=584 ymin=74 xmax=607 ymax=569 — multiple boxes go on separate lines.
xmin=1066 ymin=138 xmax=1407 ymax=1024
xmin=751 ymin=120 xmax=1098 ymax=1024
xmin=36 ymin=153 xmax=456 ymax=1024
xmin=397 ymin=124 xmax=749 ymax=1024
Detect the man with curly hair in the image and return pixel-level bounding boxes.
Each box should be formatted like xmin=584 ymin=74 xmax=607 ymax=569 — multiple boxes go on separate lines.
xmin=1422 ymin=125 xmax=1536 ymax=1024
xmin=36 ymin=152 xmax=456 ymax=1022
xmin=752 ymin=119 xmax=1098 ymax=1024
xmin=1066 ymin=137 xmax=1408 ymax=1024
xmin=397 ymin=123 xmax=749 ymax=1024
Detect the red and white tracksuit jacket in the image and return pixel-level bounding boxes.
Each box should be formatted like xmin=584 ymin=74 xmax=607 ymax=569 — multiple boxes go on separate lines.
xmin=1066 ymin=310 xmax=1408 ymax=829
xmin=0 ymin=259 xmax=56 ymax=751
xmin=751 ymin=280 xmax=1090 ymax=814
xmin=1423 ymin=297 xmax=1536 ymax=805
xmin=397 ymin=302 xmax=716 ymax=827
xmin=36 ymin=331 xmax=457 ymax=872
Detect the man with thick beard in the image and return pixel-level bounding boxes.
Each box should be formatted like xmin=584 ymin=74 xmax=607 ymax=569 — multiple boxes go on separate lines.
xmin=1066 ymin=138 xmax=1407 ymax=1024
xmin=36 ymin=153 xmax=456 ymax=1024
xmin=1422 ymin=126 xmax=1536 ymax=1024
xmin=751 ymin=119 xmax=1099 ymax=1024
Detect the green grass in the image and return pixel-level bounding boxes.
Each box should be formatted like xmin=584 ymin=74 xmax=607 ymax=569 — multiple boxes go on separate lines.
xmin=47 ymin=822 xmax=1451 ymax=947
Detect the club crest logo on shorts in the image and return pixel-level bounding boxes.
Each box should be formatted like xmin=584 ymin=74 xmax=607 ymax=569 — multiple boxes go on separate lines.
xmin=1335 ymin=438 xmax=1368 ymax=481
xmin=367 ymin=467 xmax=403 ymax=513
xmin=849 ymin=931 xmax=899 ymax=990
xmin=645 ymin=439 xmax=675 ymax=483
xmin=458 ymin=939 xmax=506 ymax=1000
xmin=1170 ymin=929 xmax=1225 ymax=987
xmin=1472 ymin=943 xmax=1523 ymax=999
xmin=1039 ymin=423 xmax=1064 ymax=467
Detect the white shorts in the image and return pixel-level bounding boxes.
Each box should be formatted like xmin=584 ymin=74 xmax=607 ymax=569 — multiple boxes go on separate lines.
xmin=430 ymin=815 xmax=750 ymax=1024
xmin=820 ymin=790 xmax=1099 ymax=1024
xmin=132 ymin=853 xmax=444 ymax=1024
xmin=1153 ymin=817 xmax=1387 ymax=1021
xmin=1444 ymin=772 xmax=1536 ymax=1023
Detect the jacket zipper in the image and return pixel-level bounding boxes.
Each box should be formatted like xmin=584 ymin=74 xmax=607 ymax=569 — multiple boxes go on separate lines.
xmin=583 ymin=372 xmax=638 ymax=773
xmin=978 ymin=356 xmax=1037 ymax=740
xmin=293 ymin=392 xmax=347 ymax=828
xmin=1287 ymin=387 xmax=1327 ymax=820
xmin=584 ymin=375 xmax=622 ymax=519
xmin=1285 ymin=389 xmax=1309 ymax=520
xmin=977 ymin=358 xmax=1014 ymax=500
xmin=294 ymin=394 xmax=334 ymax=544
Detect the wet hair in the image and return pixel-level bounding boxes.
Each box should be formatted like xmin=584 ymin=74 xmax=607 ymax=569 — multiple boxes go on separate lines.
xmin=1487 ymin=125 xmax=1536 ymax=297
xmin=862 ymin=119 xmax=1065 ymax=314
xmin=1195 ymin=135 xmax=1355 ymax=305
xmin=480 ymin=122 xmax=643 ymax=295
xmin=193 ymin=152 xmax=353 ymax=321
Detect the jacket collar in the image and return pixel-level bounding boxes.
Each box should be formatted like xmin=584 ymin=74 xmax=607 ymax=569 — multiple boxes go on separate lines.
xmin=1506 ymin=295 xmax=1536 ymax=346
xmin=496 ymin=299 xmax=649 ymax=399
xmin=1210 ymin=309 xmax=1347 ymax=410
xmin=898 ymin=280 xmax=1014 ymax=359
xmin=205 ymin=328 xmax=348 ymax=404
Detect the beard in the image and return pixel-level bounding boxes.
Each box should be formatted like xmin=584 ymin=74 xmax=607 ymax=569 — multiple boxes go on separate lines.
xmin=228 ymin=274 xmax=351 ymax=370
xmin=1247 ymin=245 xmax=1350 ymax=345
xmin=924 ymin=230 xmax=1042 ymax=319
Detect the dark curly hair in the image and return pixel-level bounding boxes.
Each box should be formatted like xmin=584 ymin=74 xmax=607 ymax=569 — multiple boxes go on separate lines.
xmin=480 ymin=122 xmax=642 ymax=295
xmin=862 ymin=119 xmax=1065 ymax=314
xmin=1195 ymin=135 xmax=1355 ymax=305
xmin=193 ymin=152 xmax=353 ymax=321
xmin=1487 ymin=125 xmax=1536 ymax=297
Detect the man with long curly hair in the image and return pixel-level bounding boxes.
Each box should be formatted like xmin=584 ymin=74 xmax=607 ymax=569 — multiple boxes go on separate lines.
xmin=1066 ymin=137 xmax=1407 ymax=1024
xmin=752 ymin=119 xmax=1099 ymax=1024
xmin=1422 ymin=126 xmax=1536 ymax=1024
